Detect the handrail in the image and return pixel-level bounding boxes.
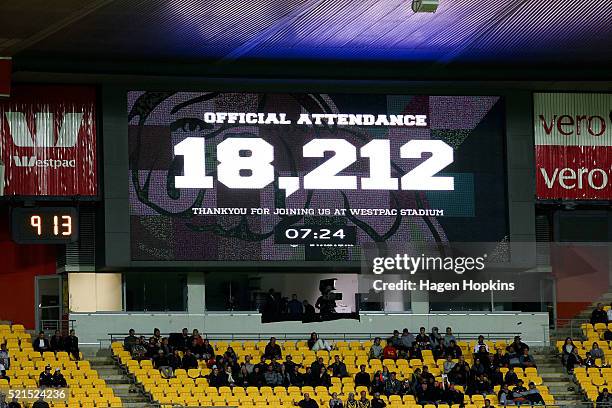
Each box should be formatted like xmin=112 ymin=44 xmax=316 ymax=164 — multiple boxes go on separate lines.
xmin=555 ymin=318 xmax=591 ymax=339
xmin=39 ymin=319 xmax=76 ymax=334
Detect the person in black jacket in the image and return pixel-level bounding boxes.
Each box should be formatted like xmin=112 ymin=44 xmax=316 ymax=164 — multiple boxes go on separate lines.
xmin=31 ymin=398 xmax=49 ymax=408
xmin=329 ymin=355 xmax=348 ymax=378
xmin=64 ymin=330 xmax=79 ymax=361
xmin=263 ymin=337 xmax=282 ymax=360
xmin=33 ymin=332 xmax=50 ymax=353
xmin=182 ymin=349 xmax=198 ymax=370
xmin=50 ymin=331 xmax=64 ymax=352
xmin=592 ymin=303 xmax=609 ymax=325
xmin=38 ymin=366 xmax=53 ymax=388
xmin=355 ymin=365 xmax=371 ymax=388
xmin=207 ymin=366 xmax=229 ymax=387
xmin=52 ymin=368 xmax=67 ymax=388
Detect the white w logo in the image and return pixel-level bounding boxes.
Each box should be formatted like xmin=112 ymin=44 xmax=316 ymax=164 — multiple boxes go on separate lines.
xmin=4 ymin=112 xmax=84 ymax=147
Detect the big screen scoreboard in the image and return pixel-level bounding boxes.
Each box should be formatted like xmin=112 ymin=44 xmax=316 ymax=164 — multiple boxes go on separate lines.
xmin=128 ymin=92 xmax=507 ymax=263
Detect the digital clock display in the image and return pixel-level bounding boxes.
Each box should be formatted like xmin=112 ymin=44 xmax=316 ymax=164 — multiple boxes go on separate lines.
xmin=275 ymin=226 xmax=357 ymax=245
xmin=11 ymin=207 xmax=78 ymax=244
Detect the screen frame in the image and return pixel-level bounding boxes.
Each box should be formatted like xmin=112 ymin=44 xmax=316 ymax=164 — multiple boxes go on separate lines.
xmin=102 ymin=80 xmax=521 ymax=270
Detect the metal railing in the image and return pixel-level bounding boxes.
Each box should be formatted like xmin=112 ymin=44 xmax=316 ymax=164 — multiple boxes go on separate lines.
xmin=555 ymin=318 xmax=591 ymax=339
xmin=40 ymin=319 xmax=76 ymax=334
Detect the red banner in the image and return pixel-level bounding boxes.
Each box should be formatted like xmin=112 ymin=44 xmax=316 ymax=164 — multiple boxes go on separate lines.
xmin=534 ymin=93 xmax=612 ymax=200
xmin=0 ymin=85 xmax=97 ymax=197
xmin=0 ymin=58 xmax=10 ymax=97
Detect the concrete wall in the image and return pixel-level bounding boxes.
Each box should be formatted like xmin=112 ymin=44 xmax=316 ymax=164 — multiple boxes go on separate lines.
xmin=68 ymin=273 xmax=122 ymax=312
xmin=70 ymin=310 xmax=549 ymax=346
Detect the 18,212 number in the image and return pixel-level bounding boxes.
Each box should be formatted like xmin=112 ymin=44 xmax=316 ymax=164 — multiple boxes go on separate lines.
xmin=174 ymin=137 xmax=454 ymax=198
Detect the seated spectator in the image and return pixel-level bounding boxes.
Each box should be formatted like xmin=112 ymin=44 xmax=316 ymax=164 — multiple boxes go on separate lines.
xmin=482 ymin=398 xmax=494 ymax=408
xmin=371 ymin=370 xmax=385 ymax=395
xmin=443 ymin=327 xmax=457 ymax=347
xmin=498 ymin=383 xmax=512 ymax=405
xmin=358 ymin=390 xmax=371 ymax=408
xmin=414 ymin=327 xmax=432 ymax=351
xmin=491 ymin=348 xmax=509 ymax=368
xmin=561 ymin=337 xmax=577 ymax=367
xmin=383 ymin=372 xmax=401 ymax=396
xmin=147 ymin=337 xmax=160 ymax=358
xmin=504 ymin=366 xmax=519 ymax=385
xmin=287 ymin=294 xmax=304 ymax=318
xmin=0 ymin=343 xmax=10 ymax=369
xmin=506 ymin=345 xmax=521 ymax=368
xmin=178 ymin=328 xmax=190 ymax=351
xmin=201 ymin=339 xmax=215 ymax=363
xmin=519 ymin=348 xmax=536 ymax=368
xmin=329 ymin=355 xmax=348 ymax=378
xmin=443 ymin=354 xmax=456 ymax=375
xmin=255 ymin=355 xmax=268 ymax=373
xmin=474 ymin=345 xmax=491 ymax=368
xmin=597 ymin=388 xmax=612 ymax=405
xmin=131 ymin=337 xmax=147 ymax=361
xmin=295 ymin=393 xmax=319 ymax=408
xmin=429 ymin=327 xmax=442 ymax=345
xmin=310 ymin=357 xmax=326 ymax=379
xmin=248 ymin=366 xmax=264 ymax=387
xmin=0 ymin=367 xmax=10 ymax=384
xmin=224 ymin=346 xmax=238 ymax=362
xmin=509 ymin=379 xmax=529 ymax=405
xmin=50 ymin=331 xmax=64 ymax=352
xmin=421 ymin=366 xmax=434 ymax=383
xmin=445 ymin=340 xmax=462 ymax=359
xmin=473 ymin=335 xmax=489 ymax=353
xmin=152 ymin=328 xmax=162 ymax=343
xmin=604 ymin=328 xmax=612 ymax=342
xmin=33 ymin=332 xmax=50 ymax=353
xmin=39 ymin=365 xmax=53 ymax=388
xmin=388 ymin=330 xmax=402 ymax=349
xmin=591 ymin=342 xmax=606 ymax=363
xmin=508 ymin=335 xmax=528 ymax=354
xmin=399 ymin=329 xmax=415 ymax=357
xmin=443 ymin=383 xmax=464 ymax=405
xmin=224 ymin=365 xmax=236 ymax=386
xmin=592 ymin=303 xmax=609 ymax=325
xmin=585 ymin=351 xmax=599 ymax=368
xmin=371 ymin=392 xmax=386 ymax=408
xmin=468 ymin=373 xmax=492 ymax=396
xmin=355 ymin=365 xmax=371 ymax=388
xmin=182 ymin=349 xmax=198 ymax=370
xmin=208 ymin=366 xmax=229 ymax=387
xmin=189 ymin=329 xmax=203 ymax=346
xmin=123 ymin=329 xmax=138 ymax=351
xmin=160 ymin=337 xmax=173 ymax=355
xmin=153 ymin=350 xmax=173 ymax=378
xmin=449 ymin=356 xmax=470 ymax=386
xmin=308 ymin=332 xmax=333 ymax=352
xmin=269 ymin=357 xmax=282 ymax=373
xmin=400 ymin=378 xmax=412 ymax=396
xmin=31 ymin=398 xmax=49 ymax=408
xmin=239 ymin=355 xmax=255 ymax=382
xmin=313 ymin=366 xmax=331 ymax=387
xmin=382 ymin=340 xmax=398 ymax=360
xmin=490 ymin=366 xmax=504 ymax=386
xmin=369 ymin=337 xmax=383 ymax=360
xmin=344 ymin=393 xmax=358 ymax=408
xmin=432 ymin=338 xmax=446 ymax=360
xmin=329 ymin=392 xmax=343 ymax=408
xmin=52 ymin=368 xmax=67 ymax=388
xmin=524 ymin=381 xmax=545 ymax=404
xmin=566 ymin=348 xmax=584 ymax=374
xmin=264 ymin=337 xmax=282 ymax=360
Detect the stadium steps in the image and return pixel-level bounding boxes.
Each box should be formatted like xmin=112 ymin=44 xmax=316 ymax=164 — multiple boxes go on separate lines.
xmin=531 ymin=347 xmax=584 ymax=405
xmin=90 ymin=355 xmax=151 ymax=408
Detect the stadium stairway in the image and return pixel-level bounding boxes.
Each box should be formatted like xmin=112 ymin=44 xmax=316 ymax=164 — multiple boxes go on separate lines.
xmin=85 ymin=349 xmax=150 ymax=408
xmin=531 ymin=347 xmax=584 ymax=406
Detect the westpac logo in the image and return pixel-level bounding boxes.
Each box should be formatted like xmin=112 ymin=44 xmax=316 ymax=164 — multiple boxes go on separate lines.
xmin=5 ymin=111 xmax=84 ymax=147
xmin=4 ymin=111 xmax=83 ymax=168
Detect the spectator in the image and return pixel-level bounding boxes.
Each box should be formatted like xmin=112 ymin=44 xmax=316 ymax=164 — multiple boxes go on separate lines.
xmin=224 ymin=365 xmax=236 ymax=386
xmin=473 ymin=335 xmax=489 ymax=353
xmin=421 ymin=366 xmax=434 ymax=383
xmin=592 ymin=303 xmax=609 ymax=325
xmin=508 ymin=335 xmax=529 ymax=354
xmin=52 ymin=368 xmax=67 ymax=388
xmin=399 ymin=329 xmax=415 ymax=356
xmin=160 ymin=337 xmax=173 ymax=355
xmin=443 ymin=354 xmax=456 ymax=375
xmin=358 ymin=390 xmax=371 ymax=408
xmin=33 ymin=332 xmax=50 ymax=353
xmin=64 ymin=330 xmax=79 ymax=361
xmin=449 ymin=356 xmax=470 ymax=386
xmin=345 ymin=393 xmax=358 ymax=408
xmin=264 ymin=337 xmax=282 ymax=360
xmin=524 ymin=381 xmax=545 ymax=404
xmin=429 ymin=327 xmax=442 ymax=345
xmin=371 ymin=392 xmax=386 ymax=408
xmin=329 ymin=392 xmax=343 ymax=408
xmin=509 ymin=379 xmax=529 ymax=405
xmin=31 ymin=398 xmax=49 ymax=408
xmin=0 ymin=367 xmax=10 ymax=383
xmin=388 ymin=330 xmax=402 ymax=349
xmin=498 ymin=383 xmax=512 ymax=405
xmin=414 ymin=327 xmax=432 ymax=350
xmin=0 ymin=344 xmax=9 ymax=369
xmin=504 ymin=366 xmax=519 ymax=385
xmin=432 ymin=338 xmax=446 ymax=360
xmin=151 ymin=328 xmax=161 ymax=342
xmin=585 ymin=352 xmax=599 ymax=368
xmin=443 ymin=327 xmax=456 ymax=347
xmin=329 ymin=355 xmax=348 ymax=378
xmin=248 ymin=366 xmax=264 ymax=387
xmin=445 ymin=340 xmax=462 ymax=359
xmin=182 ymin=349 xmax=198 ymax=370
xmin=492 ymin=348 xmax=509 ymax=368
xmin=8 ymin=397 xmax=22 ymax=408
xmin=443 ymin=383 xmax=464 ymax=405
xmin=303 ymin=300 xmax=316 ymax=320
xmin=482 ymin=398 xmax=494 ymax=408
xmin=314 ymin=366 xmax=331 ymax=387
xmin=178 ymin=328 xmax=190 ymax=351
xmin=355 ymin=365 xmax=371 ymax=388
xmin=605 ymin=328 xmax=612 ymax=342
xmin=50 ymin=331 xmax=63 ymax=352
xmin=490 ymin=366 xmax=504 ymax=386
xmin=263 ymin=288 xmax=279 ymax=321
xmin=147 ymin=337 xmax=160 ymax=358
xmin=382 ymin=340 xmax=397 ymax=360
xmin=255 ymin=355 xmax=268 ymax=373
xmin=124 ymin=329 xmax=138 ymax=351
xmin=153 ymin=350 xmax=173 ymax=378
xmin=295 ymin=393 xmax=319 ymax=408
xmin=239 ymin=355 xmax=255 ymax=382
xmin=208 ymin=366 xmax=229 ymax=387
xmin=561 ymin=337 xmax=577 ymax=367
xmin=383 ymin=372 xmax=401 ymax=396
xmin=39 ymin=365 xmax=53 ymax=388
xmin=308 ymin=332 xmax=333 ymax=352
xmin=288 ymin=294 xmax=304 ymax=317
xmin=130 ymin=338 xmax=147 ymax=361
xmin=597 ymin=388 xmax=612 ymax=406
xmin=311 ymin=357 xmax=326 ymax=380
xmin=566 ymin=348 xmax=583 ymax=374
xmin=201 ymin=339 xmax=215 ymax=362
xmin=369 ymin=337 xmax=383 ymax=360
xmin=591 ymin=342 xmax=606 ymax=363
xmin=516 ymin=348 xmax=535 ymax=369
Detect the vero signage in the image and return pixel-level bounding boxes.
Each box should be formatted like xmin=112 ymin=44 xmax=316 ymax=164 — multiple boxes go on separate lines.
xmin=534 ymin=93 xmax=612 ymax=200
